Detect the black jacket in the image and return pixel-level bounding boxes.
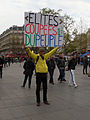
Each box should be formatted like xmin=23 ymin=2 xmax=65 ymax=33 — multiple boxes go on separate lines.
xmin=83 ymin=56 xmax=88 ymax=66
xmin=0 ymin=58 xmax=3 ymax=69
xmin=23 ymin=59 xmax=35 ymax=75
xmin=47 ymin=59 xmax=55 ymax=71
xmin=57 ymin=57 xmax=65 ymax=68
xmin=68 ymin=58 xmax=77 ymax=70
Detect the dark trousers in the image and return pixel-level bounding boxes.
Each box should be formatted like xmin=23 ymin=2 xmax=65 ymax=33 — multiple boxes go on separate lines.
xmin=83 ymin=65 xmax=87 ymax=74
xmin=23 ymin=74 xmax=32 ymax=88
xmin=49 ymin=69 xmax=54 ymax=83
xmin=88 ymin=62 xmax=90 ymax=68
xmin=0 ymin=68 xmax=2 ymax=78
xmin=58 ymin=68 xmax=64 ymax=81
xmin=36 ymin=73 xmax=47 ymax=103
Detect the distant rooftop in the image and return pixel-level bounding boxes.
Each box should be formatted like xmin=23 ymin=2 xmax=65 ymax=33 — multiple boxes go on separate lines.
xmin=0 ymin=25 xmax=24 ymax=37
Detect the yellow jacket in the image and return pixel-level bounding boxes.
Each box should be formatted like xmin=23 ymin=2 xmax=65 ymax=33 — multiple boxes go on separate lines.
xmin=26 ymin=47 xmax=58 ymax=73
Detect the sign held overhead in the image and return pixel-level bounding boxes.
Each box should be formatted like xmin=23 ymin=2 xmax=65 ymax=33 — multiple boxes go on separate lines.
xmin=24 ymin=12 xmax=64 ymax=47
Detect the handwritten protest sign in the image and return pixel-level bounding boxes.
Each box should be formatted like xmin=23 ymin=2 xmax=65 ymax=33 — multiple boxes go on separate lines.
xmin=24 ymin=12 xmax=64 ymax=47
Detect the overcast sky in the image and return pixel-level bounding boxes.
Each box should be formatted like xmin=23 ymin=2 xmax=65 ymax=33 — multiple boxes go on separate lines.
xmin=0 ymin=0 xmax=90 ymax=34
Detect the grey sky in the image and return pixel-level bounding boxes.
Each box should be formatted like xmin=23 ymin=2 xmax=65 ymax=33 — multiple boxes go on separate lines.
xmin=0 ymin=0 xmax=90 ymax=34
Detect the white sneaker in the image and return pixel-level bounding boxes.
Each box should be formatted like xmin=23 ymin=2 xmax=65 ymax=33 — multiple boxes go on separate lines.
xmin=74 ymin=84 xmax=78 ymax=88
xmin=68 ymin=84 xmax=73 ymax=87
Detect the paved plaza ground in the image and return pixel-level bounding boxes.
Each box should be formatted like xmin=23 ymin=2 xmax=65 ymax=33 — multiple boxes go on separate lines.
xmin=0 ymin=62 xmax=90 ymax=120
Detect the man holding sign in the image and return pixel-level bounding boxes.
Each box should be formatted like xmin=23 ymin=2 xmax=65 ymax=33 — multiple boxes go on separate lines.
xmin=26 ymin=47 xmax=59 ymax=106
xmin=24 ymin=12 xmax=64 ymax=106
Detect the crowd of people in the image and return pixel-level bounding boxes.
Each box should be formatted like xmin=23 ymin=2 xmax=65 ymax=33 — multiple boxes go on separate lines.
xmin=0 ymin=48 xmax=90 ymax=107
xmin=0 ymin=56 xmax=25 ymax=79
xmin=21 ymin=47 xmax=90 ymax=106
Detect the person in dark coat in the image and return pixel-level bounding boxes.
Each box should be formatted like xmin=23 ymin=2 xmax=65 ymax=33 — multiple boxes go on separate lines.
xmin=21 ymin=57 xmax=35 ymax=88
xmin=0 ymin=56 xmax=3 ymax=78
xmin=7 ymin=57 xmax=11 ymax=66
xmin=88 ymin=57 xmax=90 ymax=68
xmin=57 ymin=54 xmax=66 ymax=83
xmin=68 ymin=55 xmax=78 ymax=88
xmin=47 ymin=56 xmax=55 ymax=85
xmin=83 ymin=55 xmax=88 ymax=74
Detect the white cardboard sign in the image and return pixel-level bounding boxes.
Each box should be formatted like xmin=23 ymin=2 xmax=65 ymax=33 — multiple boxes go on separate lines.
xmin=24 ymin=12 xmax=64 ymax=47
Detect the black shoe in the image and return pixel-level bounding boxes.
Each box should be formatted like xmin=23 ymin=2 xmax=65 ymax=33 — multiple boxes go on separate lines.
xmin=63 ymin=79 xmax=66 ymax=81
xmin=60 ymin=80 xmax=62 ymax=83
xmin=49 ymin=82 xmax=54 ymax=85
xmin=51 ymin=82 xmax=54 ymax=85
xmin=37 ymin=103 xmax=40 ymax=106
xmin=21 ymin=85 xmax=25 ymax=88
xmin=49 ymin=81 xmax=52 ymax=83
xmin=44 ymin=101 xmax=50 ymax=105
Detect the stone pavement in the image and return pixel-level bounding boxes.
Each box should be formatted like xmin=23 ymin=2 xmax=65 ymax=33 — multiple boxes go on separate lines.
xmin=0 ymin=62 xmax=90 ymax=120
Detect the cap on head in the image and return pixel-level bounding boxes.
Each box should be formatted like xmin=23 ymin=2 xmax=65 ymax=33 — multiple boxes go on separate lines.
xmin=39 ymin=48 xmax=45 ymax=52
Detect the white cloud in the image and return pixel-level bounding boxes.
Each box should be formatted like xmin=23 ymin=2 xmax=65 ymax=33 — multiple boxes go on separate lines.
xmin=0 ymin=0 xmax=90 ymax=34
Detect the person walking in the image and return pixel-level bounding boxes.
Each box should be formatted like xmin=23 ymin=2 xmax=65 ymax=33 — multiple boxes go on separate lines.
xmin=88 ymin=56 xmax=90 ymax=68
xmin=0 ymin=56 xmax=3 ymax=79
xmin=68 ymin=54 xmax=78 ymax=88
xmin=21 ymin=57 xmax=35 ymax=88
xmin=83 ymin=55 xmax=88 ymax=74
xmin=7 ymin=57 xmax=11 ymax=67
xmin=47 ymin=56 xmax=55 ymax=85
xmin=57 ymin=54 xmax=66 ymax=83
xmin=26 ymin=47 xmax=58 ymax=106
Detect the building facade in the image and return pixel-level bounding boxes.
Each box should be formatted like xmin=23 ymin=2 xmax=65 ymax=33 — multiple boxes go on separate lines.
xmin=0 ymin=25 xmax=24 ymax=55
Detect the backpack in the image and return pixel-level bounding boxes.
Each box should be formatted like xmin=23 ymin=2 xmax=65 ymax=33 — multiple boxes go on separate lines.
xmin=35 ymin=55 xmax=44 ymax=65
